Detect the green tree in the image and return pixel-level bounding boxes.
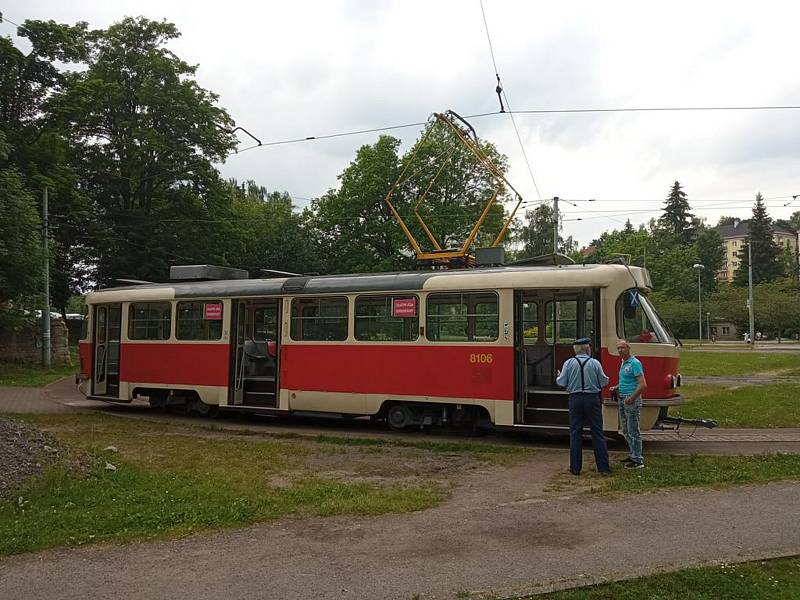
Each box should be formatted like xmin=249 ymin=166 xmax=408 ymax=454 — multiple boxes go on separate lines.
xmin=733 ymin=194 xmax=783 ymax=286
xmin=658 ymin=181 xmax=695 ymax=243
xmin=515 ymin=203 xmax=576 ymax=258
xmin=312 ymin=136 xmax=412 ymax=273
xmin=717 ymin=215 xmax=737 ymax=227
xmin=1 ymin=20 xmax=92 ymax=316
xmin=694 ymin=227 xmax=725 ymax=292
xmin=0 ymin=134 xmax=43 ymax=330
xmin=51 ymin=17 xmax=237 ymax=284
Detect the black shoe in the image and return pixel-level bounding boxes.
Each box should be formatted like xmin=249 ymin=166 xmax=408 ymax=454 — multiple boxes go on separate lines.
xmin=624 ymin=461 xmax=645 ymax=469
xmin=599 ymin=470 xmax=612 ymax=475
xmin=619 ymin=458 xmax=633 ymax=465
xmin=570 ymin=470 xmax=580 ymax=476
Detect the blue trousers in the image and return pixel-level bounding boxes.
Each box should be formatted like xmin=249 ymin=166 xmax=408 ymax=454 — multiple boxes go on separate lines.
xmin=619 ymin=396 xmax=643 ymax=464
xmin=568 ymin=392 xmax=610 ymax=474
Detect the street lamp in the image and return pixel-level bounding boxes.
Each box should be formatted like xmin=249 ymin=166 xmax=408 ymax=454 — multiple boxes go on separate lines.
xmin=693 ymin=264 xmax=705 ymax=345
xmin=706 ymin=311 xmax=711 ymax=342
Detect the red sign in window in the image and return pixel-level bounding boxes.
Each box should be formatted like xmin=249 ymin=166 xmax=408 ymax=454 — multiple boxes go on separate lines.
xmin=204 ymin=303 xmax=222 ymax=320
xmin=392 ymin=298 xmax=417 ymax=317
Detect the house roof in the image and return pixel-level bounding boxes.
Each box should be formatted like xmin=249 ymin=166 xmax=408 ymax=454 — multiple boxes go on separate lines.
xmin=716 ymin=220 xmax=797 ymax=239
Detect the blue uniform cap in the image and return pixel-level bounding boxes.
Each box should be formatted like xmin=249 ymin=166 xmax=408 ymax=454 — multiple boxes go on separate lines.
xmin=575 ymin=337 xmax=591 ymax=344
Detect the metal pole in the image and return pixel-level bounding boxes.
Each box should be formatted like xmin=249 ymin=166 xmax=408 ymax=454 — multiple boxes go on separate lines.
xmin=706 ymin=312 xmax=710 ymax=342
xmin=552 ymin=197 xmax=559 ymax=255
xmin=42 ymin=187 xmax=51 ymax=368
xmin=697 ymin=268 xmax=702 ymax=346
xmin=748 ymin=242 xmax=755 ymax=348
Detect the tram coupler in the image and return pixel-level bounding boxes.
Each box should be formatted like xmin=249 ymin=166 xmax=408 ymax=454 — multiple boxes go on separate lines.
xmin=656 ymin=415 xmax=718 ymax=430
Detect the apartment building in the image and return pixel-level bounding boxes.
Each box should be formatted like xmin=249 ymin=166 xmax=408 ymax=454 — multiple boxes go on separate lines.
xmin=716 ymin=220 xmax=798 ymax=283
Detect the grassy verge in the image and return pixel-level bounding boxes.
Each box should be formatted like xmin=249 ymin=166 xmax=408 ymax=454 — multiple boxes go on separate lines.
xmin=677 ymin=351 xmax=800 ymax=377
xmin=530 ymin=555 xmax=800 ymax=600
xmin=547 ymin=453 xmax=800 ymax=496
xmin=0 ymin=413 xmax=520 ymax=555
xmin=676 ymin=384 xmax=800 ymax=428
xmin=0 ymin=356 xmax=77 ymax=387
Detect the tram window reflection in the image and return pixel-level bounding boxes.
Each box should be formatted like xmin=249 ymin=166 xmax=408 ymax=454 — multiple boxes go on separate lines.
xmin=427 ymin=292 xmax=498 ymax=342
xmin=291 ymin=297 xmax=348 ymax=341
xmin=355 ymin=295 xmax=419 ymax=342
xmin=616 ymin=290 xmax=665 ymax=343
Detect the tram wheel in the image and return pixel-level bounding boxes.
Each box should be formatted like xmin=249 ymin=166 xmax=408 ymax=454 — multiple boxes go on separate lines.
xmin=387 ymin=404 xmax=413 ymax=431
xmin=189 ymin=396 xmax=220 ymax=418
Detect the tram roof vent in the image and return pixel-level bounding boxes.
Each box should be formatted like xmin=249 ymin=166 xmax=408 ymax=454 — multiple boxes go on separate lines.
xmin=169 ymin=264 xmax=249 ymax=281
xmin=475 ymin=247 xmax=505 ymax=266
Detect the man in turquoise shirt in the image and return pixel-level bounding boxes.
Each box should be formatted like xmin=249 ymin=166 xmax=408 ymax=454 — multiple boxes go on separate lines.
xmin=611 ymin=339 xmax=648 ymax=468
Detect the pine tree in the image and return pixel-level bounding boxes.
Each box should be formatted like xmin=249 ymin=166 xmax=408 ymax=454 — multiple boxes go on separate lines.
xmin=624 ymin=219 xmax=634 ymax=234
xmin=733 ymin=194 xmax=784 ymax=286
xmin=658 ymin=181 xmax=695 ymax=243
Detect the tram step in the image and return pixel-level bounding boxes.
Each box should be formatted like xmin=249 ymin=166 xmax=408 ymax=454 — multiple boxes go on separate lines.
xmin=243 ymin=391 xmax=277 ymax=407
xmin=525 ymin=394 xmax=568 ymax=410
xmin=524 ymin=407 xmax=570 ymax=427
xmin=244 ymin=377 xmax=276 ymax=393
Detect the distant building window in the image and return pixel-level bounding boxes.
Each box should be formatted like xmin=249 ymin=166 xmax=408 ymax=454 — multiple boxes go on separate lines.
xmin=723 ymin=327 xmax=730 ymax=335
xmin=732 ymin=241 xmax=737 ymax=247
xmin=128 ymin=303 xmax=172 ymax=340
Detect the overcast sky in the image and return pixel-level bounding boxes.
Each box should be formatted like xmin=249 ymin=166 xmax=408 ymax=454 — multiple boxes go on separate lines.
xmin=4 ymin=0 xmax=799 ymax=246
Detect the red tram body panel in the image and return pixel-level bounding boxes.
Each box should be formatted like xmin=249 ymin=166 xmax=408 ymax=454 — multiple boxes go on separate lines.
xmin=77 ymin=264 xmax=683 ymax=433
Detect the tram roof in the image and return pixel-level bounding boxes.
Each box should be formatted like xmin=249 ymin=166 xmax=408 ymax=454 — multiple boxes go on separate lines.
xmin=86 ymin=263 xmax=651 ymax=303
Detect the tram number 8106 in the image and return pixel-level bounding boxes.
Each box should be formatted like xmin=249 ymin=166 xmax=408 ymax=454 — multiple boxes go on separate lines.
xmin=469 ymin=353 xmax=494 ymax=364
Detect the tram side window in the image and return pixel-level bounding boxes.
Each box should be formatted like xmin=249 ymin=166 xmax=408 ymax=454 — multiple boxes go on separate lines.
xmin=128 ymin=302 xmax=172 ymax=340
xmin=176 ymin=302 xmax=223 ymax=340
xmin=254 ymin=306 xmax=279 ymax=341
xmin=291 ymin=297 xmax=348 ymax=341
xmin=616 ymin=290 xmax=663 ymax=343
xmin=426 ymin=292 xmax=498 ymax=342
xmin=355 ymin=295 xmax=419 ymax=342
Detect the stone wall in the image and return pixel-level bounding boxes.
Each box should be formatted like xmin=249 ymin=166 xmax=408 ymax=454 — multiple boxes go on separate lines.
xmin=0 ymin=318 xmax=72 ymax=365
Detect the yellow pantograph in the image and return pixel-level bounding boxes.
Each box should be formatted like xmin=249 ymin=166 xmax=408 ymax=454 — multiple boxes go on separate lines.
xmin=382 ymin=110 xmax=523 ymax=266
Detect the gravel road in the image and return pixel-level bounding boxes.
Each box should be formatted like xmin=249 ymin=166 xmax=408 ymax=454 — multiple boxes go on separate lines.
xmin=1 ymin=460 xmax=798 ymax=600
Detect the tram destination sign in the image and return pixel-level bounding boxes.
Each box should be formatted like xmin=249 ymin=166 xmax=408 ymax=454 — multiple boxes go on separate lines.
xmin=392 ymin=298 xmax=417 ymax=318
xmin=204 ymin=303 xmax=223 ymax=320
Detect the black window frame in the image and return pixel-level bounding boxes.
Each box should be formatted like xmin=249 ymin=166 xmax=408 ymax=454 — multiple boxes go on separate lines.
xmin=354 ymin=294 xmax=420 ymax=342
xmin=290 ymin=296 xmax=349 ymax=342
xmin=176 ymin=301 xmax=224 ymax=341
xmin=128 ymin=302 xmax=172 ymax=341
xmin=426 ymin=291 xmax=499 ymax=343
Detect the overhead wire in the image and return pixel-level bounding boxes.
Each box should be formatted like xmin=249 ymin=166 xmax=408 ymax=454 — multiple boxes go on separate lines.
xmin=479 ymin=0 xmax=543 ymax=201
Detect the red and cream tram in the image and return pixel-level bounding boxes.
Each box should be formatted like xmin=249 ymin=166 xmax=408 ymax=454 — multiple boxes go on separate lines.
xmin=77 ymin=263 xmax=682 ymax=433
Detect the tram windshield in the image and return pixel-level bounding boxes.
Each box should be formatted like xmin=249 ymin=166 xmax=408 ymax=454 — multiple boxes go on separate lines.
xmin=616 ymin=289 xmax=674 ymax=344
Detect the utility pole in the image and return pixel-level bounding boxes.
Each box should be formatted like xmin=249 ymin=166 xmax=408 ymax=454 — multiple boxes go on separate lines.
xmin=552 ymin=196 xmax=559 ymax=254
xmin=693 ymin=263 xmax=704 ymax=345
xmin=748 ymin=242 xmax=755 ymax=348
xmin=42 ymin=187 xmax=51 ymax=368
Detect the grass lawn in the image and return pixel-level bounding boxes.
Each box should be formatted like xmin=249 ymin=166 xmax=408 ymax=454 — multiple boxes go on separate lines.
xmin=548 ymin=453 xmax=800 ymax=495
xmin=530 ymin=555 xmax=800 ymax=600
xmin=678 ymin=350 xmax=800 ymax=377
xmin=676 ymin=384 xmax=800 ymax=428
xmin=0 ymin=349 xmax=78 ymax=387
xmin=0 ymin=413 xmax=521 ymax=555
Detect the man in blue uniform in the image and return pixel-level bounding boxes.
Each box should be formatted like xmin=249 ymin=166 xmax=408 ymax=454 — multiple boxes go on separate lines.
xmin=556 ymin=337 xmax=611 ymax=475
xmin=611 ymin=339 xmax=648 ymax=469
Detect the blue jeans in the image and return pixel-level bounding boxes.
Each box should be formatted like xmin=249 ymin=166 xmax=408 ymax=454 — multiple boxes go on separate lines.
xmin=619 ymin=396 xmax=643 ymax=464
xmin=568 ymin=392 xmax=610 ymax=474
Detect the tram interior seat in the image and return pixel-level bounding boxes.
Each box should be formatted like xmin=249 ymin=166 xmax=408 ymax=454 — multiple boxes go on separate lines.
xmin=243 ymin=339 xmax=276 ymax=378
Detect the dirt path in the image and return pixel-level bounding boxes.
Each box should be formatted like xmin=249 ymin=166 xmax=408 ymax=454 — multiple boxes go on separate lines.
xmin=1 ymin=459 xmax=798 ymax=600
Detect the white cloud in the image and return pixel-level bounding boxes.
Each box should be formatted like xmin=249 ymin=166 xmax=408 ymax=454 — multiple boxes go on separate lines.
xmin=5 ymin=0 xmax=799 ymax=244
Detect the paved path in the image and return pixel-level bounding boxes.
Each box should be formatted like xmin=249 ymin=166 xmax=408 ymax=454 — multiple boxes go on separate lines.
xmin=1 ymin=463 xmax=798 ymax=600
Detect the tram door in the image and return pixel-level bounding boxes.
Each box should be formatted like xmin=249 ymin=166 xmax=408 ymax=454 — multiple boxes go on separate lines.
xmin=230 ymin=299 xmax=281 ymax=407
xmin=92 ymin=303 xmax=121 ymax=397
xmin=514 ymin=289 xmax=599 ymax=427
